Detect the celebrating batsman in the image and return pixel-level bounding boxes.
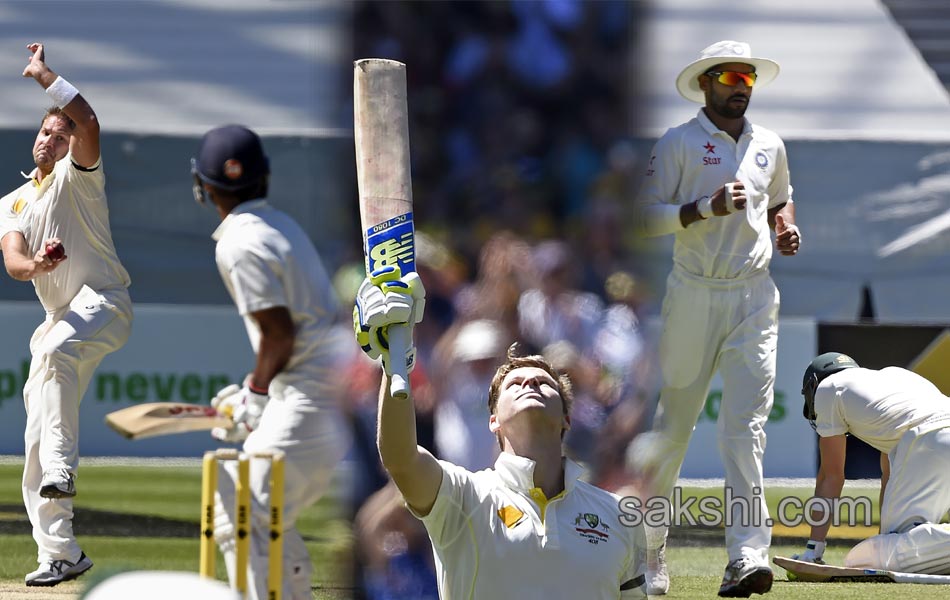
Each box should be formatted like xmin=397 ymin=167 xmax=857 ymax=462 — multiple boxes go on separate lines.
xmin=797 ymin=353 xmax=950 ymax=574
xmin=0 ymin=43 xmax=132 ymax=587
xmin=354 ymin=269 xmax=647 ymax=598
xmin=633 ymin=40 xmax=800 ymax=598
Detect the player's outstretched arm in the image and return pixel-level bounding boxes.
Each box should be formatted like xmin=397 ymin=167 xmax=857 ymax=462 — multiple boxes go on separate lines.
xmin=809 ymin=434 xmax=847 ymax=542
xmin=377 ymin=374 xmax=443 ymax=516
xmin=878 ymin=452 xmax=890 ymax=528
xmin=22 ymin=42 xmax=100 ymax=169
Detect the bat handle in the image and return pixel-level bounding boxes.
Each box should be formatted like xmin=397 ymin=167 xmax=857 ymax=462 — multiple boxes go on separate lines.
xmin=387 ymin=323 xmax=411 ymax=399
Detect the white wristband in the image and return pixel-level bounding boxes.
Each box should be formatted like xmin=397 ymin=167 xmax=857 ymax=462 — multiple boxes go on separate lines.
xmin=697 ymin=196 xmax=713 ymax=219
xmin=46 ymin=76 xmax=79 ymax=108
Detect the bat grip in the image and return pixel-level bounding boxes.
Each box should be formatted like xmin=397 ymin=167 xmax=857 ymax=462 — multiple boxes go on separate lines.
xmin=387 ymin=323 xmax=411 ymax=399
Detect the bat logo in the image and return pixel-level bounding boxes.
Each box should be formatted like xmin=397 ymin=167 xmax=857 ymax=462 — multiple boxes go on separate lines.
xmin=366 ymin=211 xmax=415 ymax=274
xmin=369 ymin=234 xmax=414 ymax=271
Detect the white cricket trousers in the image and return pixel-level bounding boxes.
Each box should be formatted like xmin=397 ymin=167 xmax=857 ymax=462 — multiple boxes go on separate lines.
xmin=22 ymin=285 xmax=132 ymax=563
xmin=845 ymin=425 xmax=950 ymax=574
xmin=646 ymin=267 xmax=777 ymax=564
xmin=213 ymin=385 xmax=350 ymax=600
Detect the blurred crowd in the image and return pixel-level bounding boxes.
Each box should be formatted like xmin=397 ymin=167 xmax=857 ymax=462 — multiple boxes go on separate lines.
xmin=339 ymin=2 xmax=654 ymax=598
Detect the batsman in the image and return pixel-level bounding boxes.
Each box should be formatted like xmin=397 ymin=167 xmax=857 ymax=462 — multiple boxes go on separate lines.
xmin=191 ymin=125 xmax=349 ymax=600
xmin=796 ymin=352 xmax=950 ymax=575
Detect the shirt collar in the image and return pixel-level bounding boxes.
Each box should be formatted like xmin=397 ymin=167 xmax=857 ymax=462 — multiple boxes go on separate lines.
xmin=493 ymin=452 xmax=585 ymax=494
xmin=696 ymin=108 xmax=753 ymax=139
xmin=211 ymin=198 xmax=268 ymax=241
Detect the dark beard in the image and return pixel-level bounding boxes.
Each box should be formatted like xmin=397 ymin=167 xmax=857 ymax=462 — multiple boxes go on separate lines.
xmin=711 ymin=94 xmax=748 ymax=119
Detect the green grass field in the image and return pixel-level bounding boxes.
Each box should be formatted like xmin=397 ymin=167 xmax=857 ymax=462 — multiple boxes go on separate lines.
xmin=0 ymin=461 xmax=354 ymax=599
xmin=663 ymin=485 xmax=949 ymax=599
xmin=2 ymin=469 xmax=945 ymax=599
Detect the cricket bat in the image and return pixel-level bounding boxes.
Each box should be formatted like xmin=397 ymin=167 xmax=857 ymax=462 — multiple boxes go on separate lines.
xmin=774 ymin=556 xmax=950 ymax=584
xmin=105 ymin=403 xmax=231 ymax=440
xmin=353 ymin=58 xmax=416 ymax=399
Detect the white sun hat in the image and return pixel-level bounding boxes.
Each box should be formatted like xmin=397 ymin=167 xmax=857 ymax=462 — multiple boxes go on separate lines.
xmin=675 ymin=40 xmax=780 ymax=104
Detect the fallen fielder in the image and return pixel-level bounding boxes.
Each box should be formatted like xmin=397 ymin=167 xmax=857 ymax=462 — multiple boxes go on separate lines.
xmin=784 ymin=352 xmax=950 ymax=578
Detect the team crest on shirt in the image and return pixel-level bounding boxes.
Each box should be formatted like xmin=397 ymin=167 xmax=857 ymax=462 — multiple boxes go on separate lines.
xmin=574 ymin=512 xmax=610 ymax=544
xmin=755 ymin=151 xmax=769 ymax=169
xmin=12 ymin=198 xmax=26 ymax=214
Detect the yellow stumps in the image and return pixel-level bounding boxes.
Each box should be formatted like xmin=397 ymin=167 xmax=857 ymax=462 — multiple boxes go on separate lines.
xmin=199 ymin=448 xmax=286 ymax=599
xmin=267 ymin=451 xmax=285 ymax=600
xmin=235 ymin=453 xmax=251 ymax=594
xmin=199 ymin=451 xmax=217 ymax=580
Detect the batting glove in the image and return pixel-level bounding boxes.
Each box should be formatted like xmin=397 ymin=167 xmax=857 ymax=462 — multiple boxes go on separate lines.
xmin=353 ymin=266 xmax=426 ymax=375
xmin=209 ymin=382 xmax=268 ymax=443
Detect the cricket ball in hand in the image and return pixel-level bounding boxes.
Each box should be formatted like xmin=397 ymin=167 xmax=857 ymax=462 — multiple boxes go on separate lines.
xmin=45 ymin=242 xmax=66 ymax=262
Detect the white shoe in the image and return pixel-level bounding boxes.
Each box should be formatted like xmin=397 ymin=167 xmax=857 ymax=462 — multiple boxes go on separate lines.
xmin=718 ymin=557 xmax=772 ymax=597
xmin=646 ymin=543 xmax=670 ymax=595
xmin=39 ymin=469 xmax=76 ymax=499
xmin=25 ymin=552 xmax=93 ymax=586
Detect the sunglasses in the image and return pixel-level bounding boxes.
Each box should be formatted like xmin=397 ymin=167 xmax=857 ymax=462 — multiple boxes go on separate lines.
xmin=705 ymin=70 xmax=756 ymax=87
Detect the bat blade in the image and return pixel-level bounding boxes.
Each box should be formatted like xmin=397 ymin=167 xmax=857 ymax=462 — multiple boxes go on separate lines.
xmin=354 ymin=58 xmax=415 ymax=398
xmin=104 ymin=403 xmax=231 ymax=440
xmin=774 ymin=556 xmax=950 ymax=584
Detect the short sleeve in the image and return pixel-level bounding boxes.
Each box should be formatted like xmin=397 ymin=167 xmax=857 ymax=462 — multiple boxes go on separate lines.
xmin=766 ymin=138 xmax=792 ymax=209
xmin=0 ymin=189 xmax=21 ymax=241
xmin=814 ymin=386 xmax=848 ymax=437
xmin=216 ymin=239 xmax=287 ymax=315
xmin=632 ymin=132 xmax=686 ymax=238
xmin=409 ymin=460 xmax=479 ymax=549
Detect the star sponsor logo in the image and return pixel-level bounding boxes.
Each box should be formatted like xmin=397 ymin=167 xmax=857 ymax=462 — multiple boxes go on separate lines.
xmin=702 ymin=142 xmax=721 ymax=165
xmin=574 ymin=511 xmax=610 ymax=544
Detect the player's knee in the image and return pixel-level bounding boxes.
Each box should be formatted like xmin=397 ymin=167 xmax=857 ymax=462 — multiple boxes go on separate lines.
xmin=845 ymin=533 xmax=897 ymax=569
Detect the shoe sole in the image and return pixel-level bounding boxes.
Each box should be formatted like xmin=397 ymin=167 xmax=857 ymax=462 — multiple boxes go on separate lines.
xmin=25 ymin=563 xmax=92 ymax=587
xmin=718 ymin=567 xmax=773 ymax=598
xmin=39 ymin=485 xmax=76 ymax=499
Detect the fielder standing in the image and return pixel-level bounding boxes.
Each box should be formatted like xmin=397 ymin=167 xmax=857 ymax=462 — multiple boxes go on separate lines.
xmin=354 ymin=268 xmax=647 ymax=599
xmin=796 ymin=352 xmax=950 ymax=574
xmin=0 ymin=43 xmax=132 ymax=587
xmin=191 ymin=125 xmax=350 ymax=600
xmin=632 ymin=40 xmax=800 ymax=597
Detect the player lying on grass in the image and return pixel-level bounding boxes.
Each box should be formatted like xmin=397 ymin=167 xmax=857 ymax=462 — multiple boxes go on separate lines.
xmin=796 ymin=352 xmax=950 ymax=574
xmin=354 ymin=267 xmax=647 ymax=599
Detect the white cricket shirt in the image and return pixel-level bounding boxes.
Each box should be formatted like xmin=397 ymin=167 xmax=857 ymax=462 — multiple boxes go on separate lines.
xmin=815 ymin=367 xmax=950 ymax=453
xmin=414 ymin=452 xmax=646 ymax=599
xmin=212 ymin=199 xmax=339 ymax=404
xmin=634 ymin=109 xmax=792 ymax=279
xmin=0 ymin=153 xmax=130 ymax=312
